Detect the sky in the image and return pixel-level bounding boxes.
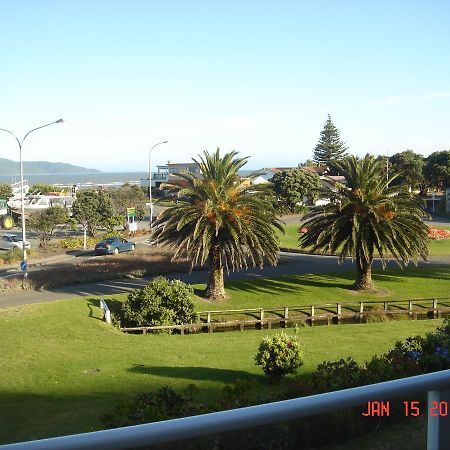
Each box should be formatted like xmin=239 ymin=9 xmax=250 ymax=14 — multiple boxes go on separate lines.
xmin=0 ymin=0 xmax=449 ymax=172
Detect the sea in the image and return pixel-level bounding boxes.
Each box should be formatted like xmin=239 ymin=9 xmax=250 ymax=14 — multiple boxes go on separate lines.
xmin=0 ymin=172 xmax=148 ymax=188
xmin=0 ymin=169 xmax=256 ymax=188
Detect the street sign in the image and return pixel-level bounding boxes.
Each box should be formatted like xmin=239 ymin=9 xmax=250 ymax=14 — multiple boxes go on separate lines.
xmin=126 ymin=207 xmax=136 ymax=218
xmin=20 ymin=260 xmax=27 ymax=272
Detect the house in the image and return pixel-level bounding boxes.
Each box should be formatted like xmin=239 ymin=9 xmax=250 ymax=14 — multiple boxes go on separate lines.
xmin=141 ymin=162 xmax=201 ymax=194
xmin=249 ymin=167 xmax=297 ymax=185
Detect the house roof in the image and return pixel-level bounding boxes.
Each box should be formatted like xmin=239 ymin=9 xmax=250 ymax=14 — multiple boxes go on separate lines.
xmin=302 ymin=166 xmax=328 ymax=175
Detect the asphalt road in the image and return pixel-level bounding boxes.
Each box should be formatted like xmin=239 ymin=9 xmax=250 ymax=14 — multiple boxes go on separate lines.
xmin=1 ymin=251 xmax=448 ymax=309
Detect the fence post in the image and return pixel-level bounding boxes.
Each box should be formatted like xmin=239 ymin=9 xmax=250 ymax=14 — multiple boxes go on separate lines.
xmin=427 ymin=388 xmax=450 ymax=450
xmin=207 ymin=312 xmax=211 ymax=324
xmin=359 ymin=302 xmax=364 ymax=322
xmin=383 ymin=301 xmax=388 ymax=311
xmin=336 ymin=303 xmax=342 ymax=324
xmin=409 ymin=300 xmax=413 ymax=317
xmin=310 ymin=305 xmax=315 ymax=326
xmin=99 ymin=299 xmax=111 ymax=324
xmin=283 ymin=307 xmax=289 ymax=328
xmin=432 ymin=299 xmax=438 ymax=318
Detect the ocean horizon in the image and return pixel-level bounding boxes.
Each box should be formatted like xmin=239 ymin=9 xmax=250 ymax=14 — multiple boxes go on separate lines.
xmin=0 ymin=172 xmax=148 ymax=186
xmin=0 ymin=169 xmax=258 ymax=187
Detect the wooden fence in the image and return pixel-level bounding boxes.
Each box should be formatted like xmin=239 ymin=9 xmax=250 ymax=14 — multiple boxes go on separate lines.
xmin=119 ymin=297 xmax=450 ymax=335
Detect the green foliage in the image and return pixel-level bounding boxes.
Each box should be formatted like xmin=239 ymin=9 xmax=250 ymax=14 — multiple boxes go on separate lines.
xmin=271 ymin=169 xmax=321 ymax=212
xmin=389 ymin=150 xmax=425 ymax=191
xmin=101 ymin=385 xmax=200 ymax=428
xmin=29 ymin=184 xmax=65 ymax=194
xmin=300 ymin=154 xmax=430 ymax=290
xmin=255 ymin=332 xmax=304 ymax=381
xmin=153 ymin=149 xmax=283 ymax=300
xmin=109 ymin=183 xmax=147 ymax=223
xmin=312 ymin=114 xmax=348 ymax=172
xmin=120 ymin=277 xmax=198 ymax=330
xmin=27 ymin=206 xmax=70 ymax=247
xmin=424 ymin=150 xmax=450 ymax=190
xmin=71 ymin=189 xmax=115 ymax=236
xmin=58 ymin=236 xmax=98 ymax=249
xmin=103 ymin=215 xmax=125 ymax=234
xmin=0 ymin=182 xmax=12 ymax=200
xmin=0 ymin=248 xmax=23 ymax=264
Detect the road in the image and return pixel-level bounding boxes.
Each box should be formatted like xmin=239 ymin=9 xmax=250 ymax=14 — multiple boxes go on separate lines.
xmin=1 ymin=251 xmax=449 ymax=309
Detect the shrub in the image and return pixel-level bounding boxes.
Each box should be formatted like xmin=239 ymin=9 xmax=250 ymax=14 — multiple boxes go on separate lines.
xmin=255 ymin=332 xmax=304 ymax=381
xmin=101 ymin=385 xmax=201 ymax=429
xmin=0 ymin=248 xmax=23 ymax=265
xmin=120 ymin=277 xmax=198 ymax=330
xmin=58 ymin=236 xmax=98 ymax=249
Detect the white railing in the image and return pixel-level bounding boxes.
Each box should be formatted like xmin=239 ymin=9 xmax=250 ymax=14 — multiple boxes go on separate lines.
xmin=1 ymin=370 xmax=449 ymax=450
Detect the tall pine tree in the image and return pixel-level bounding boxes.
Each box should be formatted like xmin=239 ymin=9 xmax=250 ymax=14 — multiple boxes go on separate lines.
xmin=313 ymin=114 xmax=348 ymax=173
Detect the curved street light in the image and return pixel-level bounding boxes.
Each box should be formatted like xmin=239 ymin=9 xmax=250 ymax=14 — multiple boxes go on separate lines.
xmin=0 ymin=119 xmax=64 ymax=278
xmin=148 ymin=141 xmax=168 ymax=230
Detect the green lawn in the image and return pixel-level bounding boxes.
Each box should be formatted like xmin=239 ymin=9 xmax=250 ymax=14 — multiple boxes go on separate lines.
xmin=277 ymin=223 xmax=450 ymax=256
xmin=188 ymin=265 xmax=450 ymax=313
xmin=0 ymin=296 xmax=444 ymax=444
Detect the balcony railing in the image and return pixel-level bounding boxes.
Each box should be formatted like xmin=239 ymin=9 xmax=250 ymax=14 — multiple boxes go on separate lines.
xmin=1 ymin=370 xmax=449 ymax=450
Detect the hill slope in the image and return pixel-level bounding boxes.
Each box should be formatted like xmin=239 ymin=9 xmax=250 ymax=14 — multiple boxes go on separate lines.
xmin=0 ymin=158 xmax=100 ymax=175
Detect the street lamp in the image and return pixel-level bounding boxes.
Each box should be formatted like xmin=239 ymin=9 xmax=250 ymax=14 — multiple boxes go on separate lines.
xmin=0 ymin=119 xmax=64 ymax=278
xmin=148 ymin=140 xmax=168 ymax=230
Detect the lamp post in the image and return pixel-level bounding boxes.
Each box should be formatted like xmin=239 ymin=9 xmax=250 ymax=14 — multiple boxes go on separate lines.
xmin=148 ymin=140 xmax=167 ymax=230
xmin=0 ymin=119 xmax=64 ymax=278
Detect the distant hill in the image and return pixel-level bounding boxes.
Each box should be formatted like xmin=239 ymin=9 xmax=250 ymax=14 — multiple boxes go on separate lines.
xmin=0 ymin=158 xmax=101 ymax=175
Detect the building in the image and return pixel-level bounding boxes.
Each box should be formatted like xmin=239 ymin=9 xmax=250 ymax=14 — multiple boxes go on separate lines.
xmin=140 ymin=162 xmax=201 ymax=196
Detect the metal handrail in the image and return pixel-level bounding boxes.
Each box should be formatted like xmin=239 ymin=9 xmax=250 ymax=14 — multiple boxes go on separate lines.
xmin=1 ymin=370 xmax=449 ymax=450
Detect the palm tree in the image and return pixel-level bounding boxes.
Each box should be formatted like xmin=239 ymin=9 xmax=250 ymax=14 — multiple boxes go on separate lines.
xmin=153 ymin=149 xmax=283 ymax=300
xmin=299 ymin=154 xmax=429 ymax=290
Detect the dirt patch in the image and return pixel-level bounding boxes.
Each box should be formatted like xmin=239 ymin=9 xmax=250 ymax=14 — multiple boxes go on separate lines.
xmin=344 ymin=286 xmax=390 ymax=297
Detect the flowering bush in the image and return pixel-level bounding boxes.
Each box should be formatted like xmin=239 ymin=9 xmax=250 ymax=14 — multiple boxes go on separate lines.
xmin=255 ymin=332 xmax=304 ymax=381
xmin=428 ymin=227 xmax=450 ymax=240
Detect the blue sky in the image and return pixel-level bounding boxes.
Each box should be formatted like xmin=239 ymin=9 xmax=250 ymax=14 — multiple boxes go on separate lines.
xmin=0 ymin=0 xmax=449 ymax=171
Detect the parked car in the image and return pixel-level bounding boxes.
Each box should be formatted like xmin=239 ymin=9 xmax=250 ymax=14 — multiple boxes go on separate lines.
xmin=94 ymin=237 xmax=135 ymax=255
xmin=0 ymin=234 xmax=31 ymax=251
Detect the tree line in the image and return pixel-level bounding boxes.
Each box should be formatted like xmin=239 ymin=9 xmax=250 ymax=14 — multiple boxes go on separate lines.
xmin=311 ymin=114 xmax=450 ymax=192
xmin=25 ymin=184 xmax=147 ymax=247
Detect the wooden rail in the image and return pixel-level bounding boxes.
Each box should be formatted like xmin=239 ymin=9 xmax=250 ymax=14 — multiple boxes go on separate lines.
xmin=119 ymin=297 xmax=450 ymax=334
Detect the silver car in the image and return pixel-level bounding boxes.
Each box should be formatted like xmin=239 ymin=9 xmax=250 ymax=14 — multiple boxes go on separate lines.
xmin=0 ymin=234 xmax=31 ymax=250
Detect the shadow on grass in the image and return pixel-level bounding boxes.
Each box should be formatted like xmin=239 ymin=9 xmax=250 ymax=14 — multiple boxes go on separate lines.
xmin=128 ymin=365 xmax=260 ymax=383
xmin=224 ymin=264 xmax=449 ymax=297
xmin=225 ymin=274 xmax=352 ymax=296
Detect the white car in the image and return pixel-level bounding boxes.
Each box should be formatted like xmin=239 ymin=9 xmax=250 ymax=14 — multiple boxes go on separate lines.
xmin=0 ymin=234 xmax=31 ymax=251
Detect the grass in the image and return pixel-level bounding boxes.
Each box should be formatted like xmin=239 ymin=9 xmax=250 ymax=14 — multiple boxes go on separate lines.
xmin=184 ymin=265 xmax=450 ymax=313
xmin=277 ymin=223 xmax=450 ymax=256
xmin=0 ymin=297 xmax=445 ymax=444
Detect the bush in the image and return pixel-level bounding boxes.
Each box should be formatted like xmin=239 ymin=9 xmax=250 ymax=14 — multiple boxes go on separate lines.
xmin=58 ymin=236 xmax=98 ymax=249
xmin=0 ymin=248 xmax=23 ymax=265
xmin=120 ymin=277 xmax=198 ymax=330
xmin=101 ymin=385 xmax=201 ymax=429
xmin=255 ymin=332 xmax=304 ymax=382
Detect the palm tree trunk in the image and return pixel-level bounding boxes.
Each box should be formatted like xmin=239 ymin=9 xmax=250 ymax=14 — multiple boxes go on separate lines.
xmin=354 ymin=252 xmax=374 ymax=291
xmin=205 ymin=244 xmax=226 ymax=300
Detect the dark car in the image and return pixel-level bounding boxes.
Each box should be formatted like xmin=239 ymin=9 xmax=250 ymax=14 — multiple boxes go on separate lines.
xmin=94 ymin=237 xmax=135 ymax=255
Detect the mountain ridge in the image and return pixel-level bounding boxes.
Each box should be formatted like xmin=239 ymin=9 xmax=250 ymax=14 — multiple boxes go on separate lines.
xmin=0 ymin=158 xmax=101 ymax=175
